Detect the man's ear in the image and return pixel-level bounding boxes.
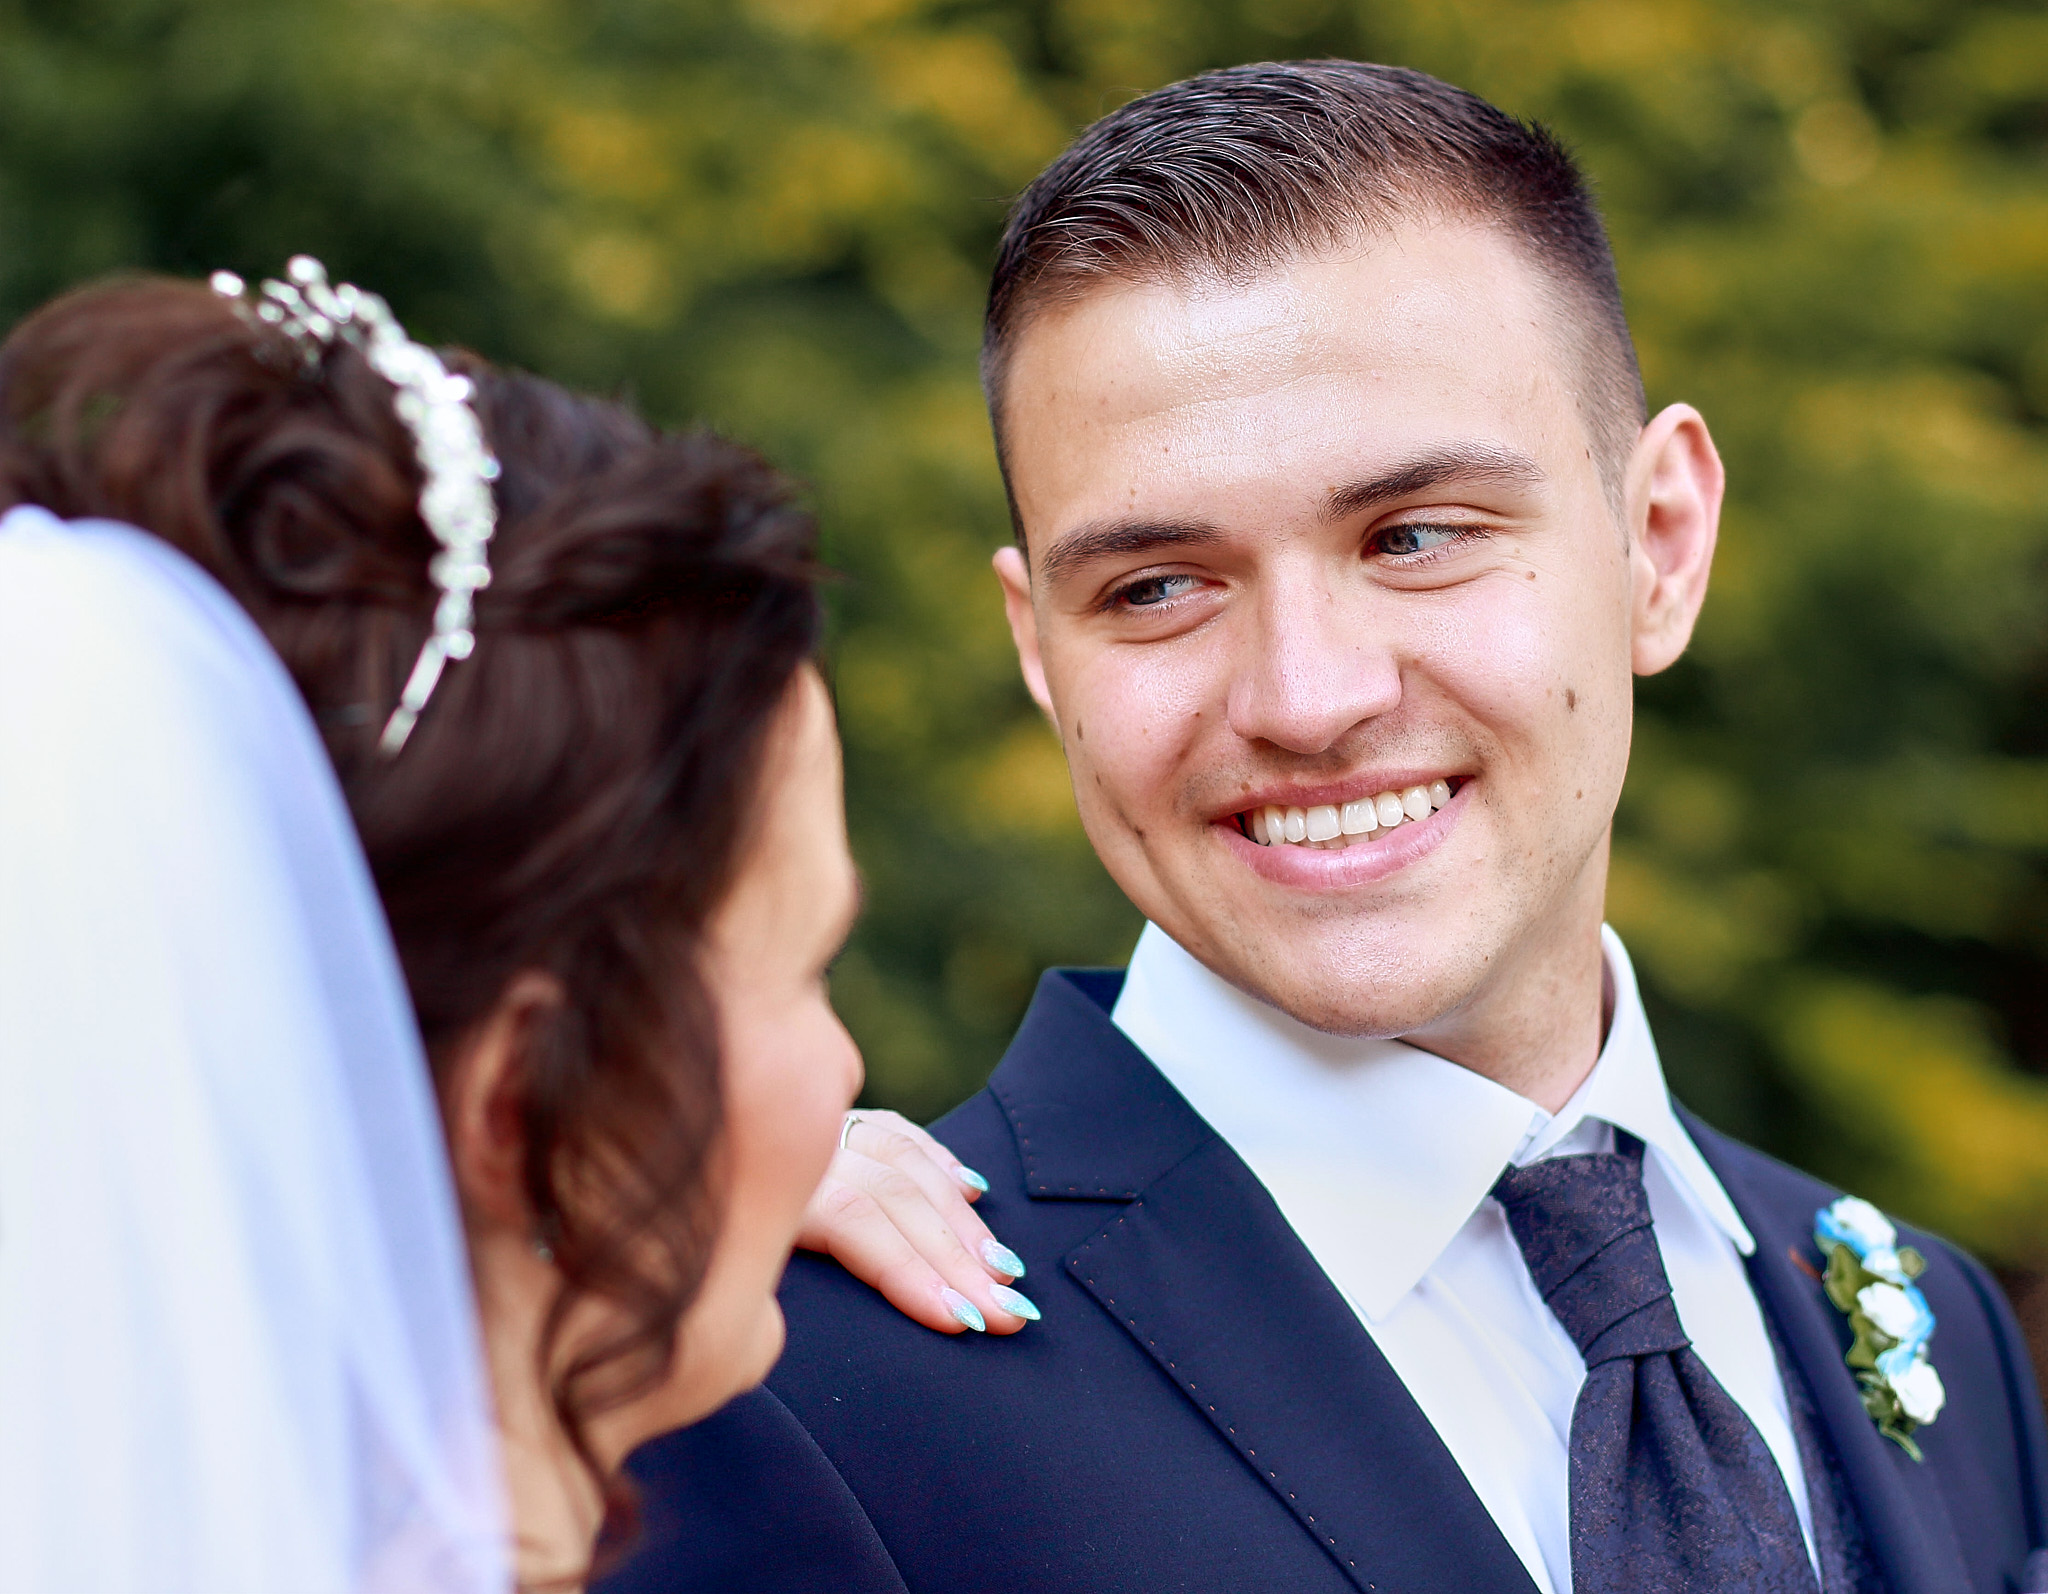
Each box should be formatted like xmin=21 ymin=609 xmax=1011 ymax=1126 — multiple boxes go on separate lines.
xmin=443 ymin=970 xmax=566 ymax=1234
xmin=993 ymin=544 xmax=1058 ymax=724
xmin=1628 ymin=402 xmax=1724 ymax=676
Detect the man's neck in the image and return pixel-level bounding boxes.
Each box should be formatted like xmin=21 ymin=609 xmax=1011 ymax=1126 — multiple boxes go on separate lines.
xmin=1398 ymin=913 xmax=1612 ymax=1115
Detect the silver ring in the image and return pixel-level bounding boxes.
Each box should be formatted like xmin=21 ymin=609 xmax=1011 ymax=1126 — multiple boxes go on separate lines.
xmin=839 ymin=1111 xmax=864 ymax=1151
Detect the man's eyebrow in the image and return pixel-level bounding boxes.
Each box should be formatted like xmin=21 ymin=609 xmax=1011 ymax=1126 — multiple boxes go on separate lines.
xmin=1034 ymin=520 xmax=1225 ymax=587
xmin=1323 ymin=444 xmax=1547 ymax=521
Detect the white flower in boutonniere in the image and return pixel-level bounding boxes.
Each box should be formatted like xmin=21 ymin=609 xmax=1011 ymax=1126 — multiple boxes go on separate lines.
xmin=1856 ymin=1281 xmax=1924 ymax=1341
xmin=1815 ymin=1195 xmax=1944 ymax=1459
xmin=1826 ymin=1196 xmax=1896 ymax=1251
xmin=1886 ymin=1356 xmax=1948 ymax=1426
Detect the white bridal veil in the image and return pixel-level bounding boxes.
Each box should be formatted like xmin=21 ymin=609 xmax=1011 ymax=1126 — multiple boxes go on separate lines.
xmin=0 ymin=506 xmax=508 ymax=1592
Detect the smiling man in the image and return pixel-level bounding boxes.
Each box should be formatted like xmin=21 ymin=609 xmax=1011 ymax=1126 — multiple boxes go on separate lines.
xmin=606 ymin=62 xmax=2048 ymax=1594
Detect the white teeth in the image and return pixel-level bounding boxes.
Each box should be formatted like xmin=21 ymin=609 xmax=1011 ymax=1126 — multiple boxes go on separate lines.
xmin=1250 ymin=780 xmax=1458 ymax=846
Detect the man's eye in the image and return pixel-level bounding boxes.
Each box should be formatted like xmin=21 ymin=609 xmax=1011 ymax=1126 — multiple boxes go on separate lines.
xmin=1375 ymin=523 xmax=1468 ymax=558
xmin=1113 ymin=573 xmax=1204 ymax=608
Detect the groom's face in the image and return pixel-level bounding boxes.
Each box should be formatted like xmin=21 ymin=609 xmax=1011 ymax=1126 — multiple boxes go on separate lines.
xmin=994 ymin=221 xmax=1671 ymax=1040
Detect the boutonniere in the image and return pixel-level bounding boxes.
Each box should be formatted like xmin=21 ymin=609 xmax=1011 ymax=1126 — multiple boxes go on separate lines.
xmin=1813 ymin=1196 xmax=1945 ymax=1459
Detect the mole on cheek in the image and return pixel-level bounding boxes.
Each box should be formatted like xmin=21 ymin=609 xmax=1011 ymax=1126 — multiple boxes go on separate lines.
xmin=1566 ymin=688 xmax=1577 ymax=711
xmin=1075 ymin=719 xmax=1084 ymax=742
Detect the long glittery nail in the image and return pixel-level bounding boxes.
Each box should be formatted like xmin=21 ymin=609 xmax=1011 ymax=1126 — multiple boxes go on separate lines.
xmin=955 ymin=1165 xmax=991 ymax=1193
xmin=941 ymin=1287 xmax=987 ymax=1332
xmin=990 ymin=1284 xmax=1041 ymax=1322
xmin=981 ymin=1238 xmax=1026 ymax=1278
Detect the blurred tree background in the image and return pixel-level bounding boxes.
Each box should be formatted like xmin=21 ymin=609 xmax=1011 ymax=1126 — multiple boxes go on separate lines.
xmin=5 ymin=0 xmax=2046 ymax=1321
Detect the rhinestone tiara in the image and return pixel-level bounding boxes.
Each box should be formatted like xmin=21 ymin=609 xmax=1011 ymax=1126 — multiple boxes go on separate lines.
xmin=212 ymin=256 xmax=501 ymax=756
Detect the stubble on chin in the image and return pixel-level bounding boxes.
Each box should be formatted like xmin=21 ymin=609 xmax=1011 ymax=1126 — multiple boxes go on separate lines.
xmin=1200 ymin=898 xmax=1499 ymax=1040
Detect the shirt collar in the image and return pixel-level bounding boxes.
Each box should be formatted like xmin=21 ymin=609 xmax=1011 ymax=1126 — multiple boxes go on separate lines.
xmin=1111 ymin=923 xmax=1754 ymax=1322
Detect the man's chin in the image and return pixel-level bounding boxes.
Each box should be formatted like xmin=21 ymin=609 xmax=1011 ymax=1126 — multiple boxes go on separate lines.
xmin=1196 ymin=931 xmax=1492 ymax=1042
xmin=1251 ymin=986 xmax=1470 ymax=1043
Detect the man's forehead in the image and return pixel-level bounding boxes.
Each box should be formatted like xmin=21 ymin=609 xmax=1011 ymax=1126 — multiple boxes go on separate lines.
xmin=1002 ymin=223 xmax=1584 ymax=536
xmin=1006 ymin=223 xmax=1561 ymax=410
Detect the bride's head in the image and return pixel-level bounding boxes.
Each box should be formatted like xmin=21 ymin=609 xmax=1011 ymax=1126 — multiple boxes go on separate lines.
xmin=0 ymin=275 xmax=863 ymax=1573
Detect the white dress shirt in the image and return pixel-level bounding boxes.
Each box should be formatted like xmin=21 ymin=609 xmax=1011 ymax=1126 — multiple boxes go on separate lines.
xmin=1111 ymin=922 xmax=1815 ymax=1594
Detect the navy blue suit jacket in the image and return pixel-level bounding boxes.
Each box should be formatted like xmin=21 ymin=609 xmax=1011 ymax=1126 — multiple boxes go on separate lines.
xmin=602 ymin=969 xmax=2048 ymax=1593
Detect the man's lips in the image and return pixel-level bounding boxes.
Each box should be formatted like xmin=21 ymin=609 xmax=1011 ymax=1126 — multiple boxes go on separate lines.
xmin=1214 ymin=777 xmax=1472 ymax=888
xmin=1229 ymin=774 xmax=1468 ymax=849
xmin=1226 ymin=770 xmax=1463 ymax=816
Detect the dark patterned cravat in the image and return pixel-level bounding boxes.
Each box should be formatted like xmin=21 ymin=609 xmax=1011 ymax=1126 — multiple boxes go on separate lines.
xmin=1491 ymin=1133 xmax=1819 ymax=1594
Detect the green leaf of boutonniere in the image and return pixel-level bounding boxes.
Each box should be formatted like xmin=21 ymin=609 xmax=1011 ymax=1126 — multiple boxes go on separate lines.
xmin=1822 ymin=1241 xmax=1864 ymax=1316
xmin=1856 ymin=1372 xmax=1925 ymax=1461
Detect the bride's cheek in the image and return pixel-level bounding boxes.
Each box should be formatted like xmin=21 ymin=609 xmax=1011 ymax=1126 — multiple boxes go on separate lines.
xmin=753 ymin=1010 xmax=858 ymax=1229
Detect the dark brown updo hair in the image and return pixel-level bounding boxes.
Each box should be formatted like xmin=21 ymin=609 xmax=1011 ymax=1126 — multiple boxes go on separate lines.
xmin=0 ymin=275 xmax=822 ymax=1525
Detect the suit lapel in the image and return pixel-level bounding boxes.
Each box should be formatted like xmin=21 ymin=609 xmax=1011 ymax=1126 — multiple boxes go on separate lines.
xmin=1685 ymin=1111 xmax=1972 ymax=1594
xmin=990 ymin=972 xmax=1540 ymax=1594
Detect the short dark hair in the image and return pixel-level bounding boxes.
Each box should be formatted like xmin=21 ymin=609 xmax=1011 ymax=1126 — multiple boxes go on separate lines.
xmin=0 ymin=276 xmax=821 ymax=1552
xmin=983 ymin=60 xmax=1647 ymax=523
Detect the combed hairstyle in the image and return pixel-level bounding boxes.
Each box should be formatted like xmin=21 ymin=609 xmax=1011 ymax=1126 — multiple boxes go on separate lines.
xmin=0 ymin=277 xmax=822 ymax=1547
xmin=983 ymin=60 xmax=1647 ymax=526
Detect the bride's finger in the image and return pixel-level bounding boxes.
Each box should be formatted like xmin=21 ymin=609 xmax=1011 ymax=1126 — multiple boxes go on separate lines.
xmin=842 ymin=1116 xmax=1022 ymax=1281
xmin=844 ymin=1109 xmax=989 ymax=1200
xmin=837 ymin=1150 xmax=1032 ymax=1330
xmin=798 ymin=1181 xmax=971 ymax=1333
xmin=796 ymin=1162 xmax=1036 ymax=1335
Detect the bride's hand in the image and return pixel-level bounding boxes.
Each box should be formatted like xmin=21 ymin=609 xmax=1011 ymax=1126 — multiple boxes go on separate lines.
xmin=796 ymin=1110 xmax=1038 ymax=1335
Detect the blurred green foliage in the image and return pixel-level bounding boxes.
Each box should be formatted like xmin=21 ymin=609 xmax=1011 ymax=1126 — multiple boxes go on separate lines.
xmin=4 ymin=0 xmax=2046 ymax=1267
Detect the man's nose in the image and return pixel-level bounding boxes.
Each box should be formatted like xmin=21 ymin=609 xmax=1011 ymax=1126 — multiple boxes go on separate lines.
xmin=1224 ymin=578 xmax=1402 ymax=755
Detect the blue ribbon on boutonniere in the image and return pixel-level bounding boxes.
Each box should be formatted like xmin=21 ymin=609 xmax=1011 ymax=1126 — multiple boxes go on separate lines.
xmin=1814 ymin=1195 xmax=1946 ymax=1460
